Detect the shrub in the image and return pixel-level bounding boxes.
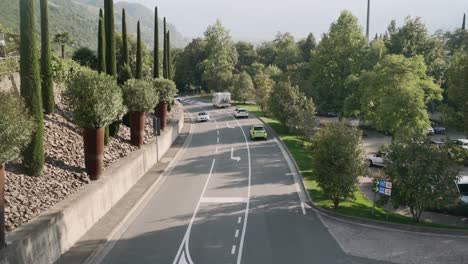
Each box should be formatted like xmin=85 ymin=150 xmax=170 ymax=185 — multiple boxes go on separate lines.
xmin=65 ymin=69 xmax=126 ymax=129
xmin=122 ymin=79 xmax=159 ymax=112
xmin=0 ymin=92 xmax=34 ymax=164
xmin=153 ymin=78 xmax=177 ymax=101
xmin=72 ymin=47 xmax=97 ymax=69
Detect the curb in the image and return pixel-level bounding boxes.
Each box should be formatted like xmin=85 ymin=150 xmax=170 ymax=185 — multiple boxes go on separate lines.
xmin=251 ymin=112 xmax=468 ymax=237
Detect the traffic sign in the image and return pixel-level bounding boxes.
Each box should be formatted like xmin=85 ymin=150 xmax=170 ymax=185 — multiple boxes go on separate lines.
xmin=371 ymin=178 xmax=392 ymax=196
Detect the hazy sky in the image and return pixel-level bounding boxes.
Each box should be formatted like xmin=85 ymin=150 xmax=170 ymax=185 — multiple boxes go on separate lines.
xmin=121 ymin=0 xmax=467 ymax=43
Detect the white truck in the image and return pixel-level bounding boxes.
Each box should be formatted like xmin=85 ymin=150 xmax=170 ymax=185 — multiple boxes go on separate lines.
xmin=212 ymin=92 xmax=231 ymax=108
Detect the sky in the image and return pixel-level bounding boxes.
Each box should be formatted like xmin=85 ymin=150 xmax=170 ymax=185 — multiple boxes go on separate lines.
xmin=120 ymin=0 xmax=467 ymax=43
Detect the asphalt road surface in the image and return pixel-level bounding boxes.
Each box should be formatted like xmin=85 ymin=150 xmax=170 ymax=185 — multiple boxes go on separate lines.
xmin=75 ymin=98 xmax=384 ymax=264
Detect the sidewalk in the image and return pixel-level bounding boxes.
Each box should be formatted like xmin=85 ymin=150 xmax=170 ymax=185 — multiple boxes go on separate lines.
xmin=359 ymin=176 xmax=468 ymax=228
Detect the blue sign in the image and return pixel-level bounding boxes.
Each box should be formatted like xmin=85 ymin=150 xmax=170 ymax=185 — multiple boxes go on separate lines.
xmin=379 ymin=187 xmax=386 ymax=194
xmin=379 ymin=180 xmax=386 ymax=188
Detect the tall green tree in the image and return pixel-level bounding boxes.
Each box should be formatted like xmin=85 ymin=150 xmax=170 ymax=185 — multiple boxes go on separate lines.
xmin=97 ymin=8 xmax=106 ymax=74
xmin=53 ymin=32 xmax=72 ymax=59
xmin=167 ymin=31 xmax=172 ymax=80
xmin=271 ymin=32 xmax=302 ymax=70
xmin=121 ymin=9 xmax=129 ymax=66
xmin=174 ymin=38 xmax=207 ymax=91
xmin=298 ymin=33 xmax=316 ymax=62
xmin=311 ymin=122 xmax=367 ymax=209
xmin=163 ymin=17 xmax=167 ymax=79
xmin=40 ymin=0 xmax=54 ymax=114
xmin=232 ymin=71 xmax=254 ymax=103
xmin=200 ymin=20 xmax=236 ymax=91
xmin=385 ymin=139 xmax=460 ymax=222
xmin=136 ymin=21 xmax=142 ymax=79
xmin=20 ymin=0 xmax=44 ymax=176
xmin=463 ymin=13 xmax=466 ymax=30
xmin=235 ymin=41 xmax=258 ymax=70
xmin=253 ymin=70 xmax=274 ymax=113
xmin=309 ymin=11 xmax=368 ymax=115
xmin=104 ymin=0 xmax=116 ymax=77
xmin=117 ymin=8 xmax=132 ymax=85
xmin=346 ymin=55 xmax=442 ymax=140
xmin=269 ymin=80 xmax=300 ymax=125
xmin=447 ymin=51 xmax=468 ymax=137
xmin=154 ymin=6 xmax=159 ymax=78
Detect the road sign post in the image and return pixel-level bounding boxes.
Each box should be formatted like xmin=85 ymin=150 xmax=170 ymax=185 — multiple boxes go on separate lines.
xmin=371 ymin=178 xmax=392 ymax=216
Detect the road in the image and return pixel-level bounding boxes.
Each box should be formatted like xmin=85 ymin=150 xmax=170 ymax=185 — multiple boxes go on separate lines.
xmin=83 ymin=98 xmax=383 ymax=264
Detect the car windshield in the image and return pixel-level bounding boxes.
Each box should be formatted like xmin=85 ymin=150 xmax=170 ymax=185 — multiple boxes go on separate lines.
xmin=199 ymin=112 xmax=207 ymax=116
xmin=254 ymin=127 xmax=264 ymax=131
xmin=459 ymin=184 xmax=468 ymax=194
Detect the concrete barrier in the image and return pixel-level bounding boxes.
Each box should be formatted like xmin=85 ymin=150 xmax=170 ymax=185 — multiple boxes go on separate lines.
xmin=0 ymin=112 xmax=184 ymax=264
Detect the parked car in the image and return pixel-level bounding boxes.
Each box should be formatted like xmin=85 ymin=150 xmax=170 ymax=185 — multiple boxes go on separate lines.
xmin=249 ymin=125 xmax=267 ymax=140
xmin=197 ymin=112 xmax=210 ymax=122
xmin=457 ymin=176 xmax=468 ymax=204
xmin=431 ymin=122 xmax=446 ymax=134
xmin=427 ymin=126 xmax=435 ymax=135
xmin=235 ymin=108 xmax=249 ymax=118
xmin=367 ymin=151 xmax=388 ymax=167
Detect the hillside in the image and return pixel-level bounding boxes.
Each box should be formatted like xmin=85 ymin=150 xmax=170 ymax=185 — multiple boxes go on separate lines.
xmin=0 ymin=0 xmax=188 ymax=51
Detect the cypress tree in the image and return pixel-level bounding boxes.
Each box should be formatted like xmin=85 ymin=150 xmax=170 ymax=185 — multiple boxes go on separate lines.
xmin=20 ymin=0 xmax=44 ymax=176
xmin=97 ymin=9 xmax=106 ymax=74
xmin=154 ymin=6 xmax=159 ymax=78
xmin=104 ymin=0 xmax=116 ymax=77
xmin=463 ymin=13 xmax=466 ymax=30
xmin=167 ymin=31 xmax=172 ymax=80
xmin=136 ymin=21 xmax=142 ymax=79
xmin=40 ymin=0 xmax=54 ymax=114
xmin=122 ymin=9 xmax=129 ymax=66
xmin=162 ymin=17 xmax=167 ymax=79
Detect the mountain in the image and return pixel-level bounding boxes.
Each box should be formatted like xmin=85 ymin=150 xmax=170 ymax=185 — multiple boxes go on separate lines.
xmin=0 ymin=0 xmax=188 ymax=51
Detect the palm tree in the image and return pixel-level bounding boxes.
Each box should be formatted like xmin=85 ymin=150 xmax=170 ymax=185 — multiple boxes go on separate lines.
xmin=53 ymin=32 xmax=73 ymax=58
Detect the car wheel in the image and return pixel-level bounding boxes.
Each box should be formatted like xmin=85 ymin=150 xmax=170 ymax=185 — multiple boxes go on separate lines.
xmin=368 ymin=160 xmax=373 ymax=167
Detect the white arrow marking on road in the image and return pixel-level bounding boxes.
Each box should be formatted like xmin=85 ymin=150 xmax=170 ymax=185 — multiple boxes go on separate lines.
xmin=231 ymin=147 xmax=241 ymax=162
xmin=226 ymin=122 xmax=235 ymax=128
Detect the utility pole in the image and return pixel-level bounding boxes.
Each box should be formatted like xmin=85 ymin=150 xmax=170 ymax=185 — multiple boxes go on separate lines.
xmin=366 ymin=0 xmax=370 ymax=41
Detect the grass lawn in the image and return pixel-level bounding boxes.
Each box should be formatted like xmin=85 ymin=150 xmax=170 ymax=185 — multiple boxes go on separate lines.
xmin=236 ymin=103 xmax=467 ymax=230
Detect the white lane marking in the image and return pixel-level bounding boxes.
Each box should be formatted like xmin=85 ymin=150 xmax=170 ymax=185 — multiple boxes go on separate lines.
xmin=172 ymin=159 xmax=216 ymax=264
xmin=200 ymin=197 xmax=248 ymax=203
xmin=231 ymin=245 xmax=237 ymax=255
xmin=275 ymin=137 xmax=307 ymax=215
xmin=230 ymin=147 xmax=241 ymax=162
xmin=237 ymin=217 xmax=242 ymax=224
xmin=217 ymin=137 xmax=220 ymax=143
xmin=217 ymin=130 xmax=219 ymax=135
xmin=235 ymin=229 xmax=239 ymax=238
xmin=226 ymin=122 xmax=235 ymax=128
xmin=215 ymin=145 xmax=218 ymax=154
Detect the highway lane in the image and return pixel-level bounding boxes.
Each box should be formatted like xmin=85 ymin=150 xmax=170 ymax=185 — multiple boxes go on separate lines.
xmin=90 ymin=98 xmax=384 ymax=264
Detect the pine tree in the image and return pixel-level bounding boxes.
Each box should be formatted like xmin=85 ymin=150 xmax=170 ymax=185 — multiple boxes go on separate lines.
xmin=104 ymin=0 xmax=116 ymax=77
xmin=136 ymin=21 xmax=142 ymax=79
xmin=97 ymin=9 xmax=106 ymax=74
xmin=167 ymin=31 xmax=172 ymax=80
xmin=20 ymin=0 xmax=44 ymax=176
xmin=153 ymin=6 xmax=159 ymax=78
xmin=40 ymin=0 xmax=54 ymax=114
xmin=122 ymin=9 xmax=129 ymax=66
xmin=463 ymin=13 xmax=466 ymax=30
xmin=162 ymin=17 xmax=167 ymax=79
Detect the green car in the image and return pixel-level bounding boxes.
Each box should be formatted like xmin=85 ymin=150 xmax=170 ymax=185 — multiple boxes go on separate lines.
xmin=250 ymin=125 xmax=267 ymax=140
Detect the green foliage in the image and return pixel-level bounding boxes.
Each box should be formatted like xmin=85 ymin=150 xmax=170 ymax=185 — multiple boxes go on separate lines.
xmin=72 ymin=47 xmax=97 ymax=69
xmin=200 ymin=20 xmax=236 ymax=91
xmin=167 ymin=31 xmax=173 ymax=80
xmin=121 ymin=9 xmax=129 ymax=66
xmin=232 ymin=71 xmax=254 ymax=103
xmin=271 ymin=33 xmax=302 ymax=70
xmin=153 ymin=6 xmax=159 ymax=78
xmin=104 ymin=0 xmax=117 ymax=77
xmin=97 ymin=9 xmax=106 ymax=74
xmin=0 ymin=92 xmax=34 ymax=164
xmin=252 ymin=71 xmax=274 ymax=113
xmin=308 ymin=11 xmax=368 ymax=114
xmin=310 ymin=122 xmax=367 ymax=209
xmin=235 ymin=41 xmax=258 ymax=70
xmin=65 ymin=69 xmax=126 ymax=129
xmin=122 ymin=79 xmax=159 ymax=112
xmin=269 ymin=80 xmax=300 ymax=125
xmin=40 ymin=0 xmax=54 ymax=114
xmin=115 ymin=32 xmax=151 ymax=82
xmin=51 ymin=56 xmax=87 ymax=84
xmin=174 ymin=38 xmax=207 ymax=92
xmin=447 ymin=51 xmax=468 ymax=136
xmin=298 ymin=33 xmax=316 ymax=61
xmin=385 ymin=139 xmax=460 ymax=222
xmin=286 ymin=96 xmax=317 ymax=142
xmin=20 ymin=0 xmax=44 ymax=176
xmin=136 ymin=21 xmax=142 ymax=79
xmin=53 ymin=31 xmax=73 ymax=58
xmin=153 ymin=78 xmax=177 ymax=102
xmin=0 ymin=57 xmax=20 ymax=76
xmin=347 ymin=55 xmax=442 ymax=140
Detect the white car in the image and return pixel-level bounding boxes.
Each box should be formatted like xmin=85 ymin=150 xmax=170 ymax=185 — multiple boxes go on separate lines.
xmin=367 ymin=152 xmax=388 ymax=167
xmin=457 ymin=176 xmax=468 ymax=204
xmin=235 ymin=108 xmax=249 ymax=118
xmin=197 ymin=112 xmax=210 ymax=122
xmin=427 ymin=126 xmax=435 ymax=135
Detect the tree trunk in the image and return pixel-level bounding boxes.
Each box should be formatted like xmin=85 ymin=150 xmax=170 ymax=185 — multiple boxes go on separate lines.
xmin=130 ymin=111 xmax=145 ymax=147
xmin=83 ymin=128 xmax=104 ymax=180
xmin=0 ymin=164 xmax=5 ymax=249
xmin=61 ymin=44 xmax=65 ymax=59
xmin=333 ymin=198 xmax=340 ymax=210
xmin=157 ymin=101 xmax=168 ymax=131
